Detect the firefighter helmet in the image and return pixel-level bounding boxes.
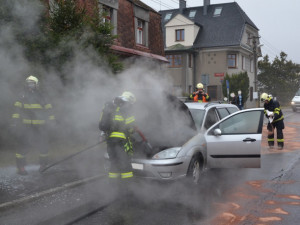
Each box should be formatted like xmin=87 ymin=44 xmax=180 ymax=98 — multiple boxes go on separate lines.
xmin=260 ymin=93 xmax=269 ymax=102
xmin=196 ymin=83 xmax=204 ymax=89
xmin=26 ymin=75 xmax=38 ymax=84
xmin=121 ymin=91 xmax=136 ymax=104
xmin=26 ymin=75 xmax=39 ymax=89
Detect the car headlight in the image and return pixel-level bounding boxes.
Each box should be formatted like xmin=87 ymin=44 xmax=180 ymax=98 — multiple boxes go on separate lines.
xmin=291 ymin=101 xmax=295 ymax=105
xmin=152 ymin=147 xmax=181 ymax=159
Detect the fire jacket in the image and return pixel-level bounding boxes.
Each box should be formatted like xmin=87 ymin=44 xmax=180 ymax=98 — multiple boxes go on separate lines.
xmin=263 ymin=98 xmax=284 ymax=123
xmin=190 ymin=92 xmax=210 ymax=103
xmin=12 ymin=90 xmax=55 ymax=126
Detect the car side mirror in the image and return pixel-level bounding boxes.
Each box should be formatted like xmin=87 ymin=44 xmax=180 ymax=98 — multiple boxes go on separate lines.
xmin=213 ymin=128 xmax=222 ymax=136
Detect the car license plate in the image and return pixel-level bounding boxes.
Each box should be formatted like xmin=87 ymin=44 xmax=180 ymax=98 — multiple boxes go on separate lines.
xmin=132 ymin=163 xmax=143 ymax=170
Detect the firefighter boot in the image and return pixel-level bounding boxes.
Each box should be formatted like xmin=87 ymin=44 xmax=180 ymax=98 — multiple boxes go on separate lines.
xmin=39 ymin=155 xmax=48 ymax=173
xmin=16 ymin=158 xmax=28 ymax=175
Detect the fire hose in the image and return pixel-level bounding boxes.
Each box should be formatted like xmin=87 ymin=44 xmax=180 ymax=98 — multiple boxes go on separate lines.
xmin=40 ymin=140 xmax=105 ymax=173
xmin=41 ymin=129 xmax=153 ymax=173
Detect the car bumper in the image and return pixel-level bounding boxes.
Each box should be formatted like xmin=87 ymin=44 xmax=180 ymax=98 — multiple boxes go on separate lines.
xmin=130 ymin=157 xmax=191 ymax=180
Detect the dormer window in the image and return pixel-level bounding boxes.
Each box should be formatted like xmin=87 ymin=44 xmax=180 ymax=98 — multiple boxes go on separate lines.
xmin=164 ymin=13 xmax=172 ymax=21
xmin=189 ymin=10 xmax=196 ymax=18
xmin=213 ymin=7 xmax=222 ymax=17
xmin=175 ymin=29 xmax=185 ymax=41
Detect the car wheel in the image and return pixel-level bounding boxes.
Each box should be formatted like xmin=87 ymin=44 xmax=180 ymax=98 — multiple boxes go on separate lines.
xmin=292 ymin=108 xmax=296 ymax=112
xmin=187 ymin=154 xmax=204 ymax=184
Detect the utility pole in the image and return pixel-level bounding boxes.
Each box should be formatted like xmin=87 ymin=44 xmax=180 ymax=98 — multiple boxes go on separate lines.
xmin=250 ymin=36 xmax=261 ymax=107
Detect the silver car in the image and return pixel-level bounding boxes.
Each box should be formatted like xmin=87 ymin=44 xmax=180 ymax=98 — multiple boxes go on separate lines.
xmin=131 ymin=103 xmax=264 ymax=183
xmin=105 ymin=99 xmax=264 ymax=184
xmin=291 ymin=88 xmax=300 ymax=112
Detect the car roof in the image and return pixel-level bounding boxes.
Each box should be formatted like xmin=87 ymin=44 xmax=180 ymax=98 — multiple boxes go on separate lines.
xmin=184 ymin=102 xmax=238 ymax=110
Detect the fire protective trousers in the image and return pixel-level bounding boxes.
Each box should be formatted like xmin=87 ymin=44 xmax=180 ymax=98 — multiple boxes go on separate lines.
xmin=267 ymin=120 xmax=284 ymax=148
xmin=107 ymin=140 xmax=133 ymax=179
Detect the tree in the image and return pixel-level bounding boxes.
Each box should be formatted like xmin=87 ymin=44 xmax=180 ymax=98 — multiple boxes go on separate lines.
xmin=258 ymin=52 xmax=300 ymax=104
xmin=222 ymin=71 xmax=250 ymax=103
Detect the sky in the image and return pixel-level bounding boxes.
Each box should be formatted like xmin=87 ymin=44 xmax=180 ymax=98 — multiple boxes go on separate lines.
xmin=140 ymin=0 xmax=300 ymax=64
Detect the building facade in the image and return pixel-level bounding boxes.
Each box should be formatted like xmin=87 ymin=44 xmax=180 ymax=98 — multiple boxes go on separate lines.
xmin=160 ymin=0 xmax=262 ymax=108
xmin=47 ymin=0 xmax=168 ymax=64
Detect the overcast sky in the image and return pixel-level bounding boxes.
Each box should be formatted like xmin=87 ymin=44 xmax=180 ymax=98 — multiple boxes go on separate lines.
xmin=141 ymin=0 xmax=300 ymax=64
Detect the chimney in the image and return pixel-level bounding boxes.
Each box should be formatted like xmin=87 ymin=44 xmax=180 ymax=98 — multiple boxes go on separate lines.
xmin=179 ymin=0 xmax=186 ymax=14
xmin=203 ymin=0 xmax=210 ymax=15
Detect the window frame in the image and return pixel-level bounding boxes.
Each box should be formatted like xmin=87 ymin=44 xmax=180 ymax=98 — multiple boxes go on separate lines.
xmin=175 ymin=29 xmax=185 ymax=42
xmin=166 ymin=54 xmax=183 ymax=68
xmin=136 ymin=19 xmax=144 ymax=45
xmin=213 ymin=7 xmax=223 ymax=17
xmin=227 ymin=54 xmax=237 ymax=68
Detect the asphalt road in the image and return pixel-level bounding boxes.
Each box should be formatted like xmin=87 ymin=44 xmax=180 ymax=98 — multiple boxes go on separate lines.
xmin=0 ymin=109 xmax=299 ymax=225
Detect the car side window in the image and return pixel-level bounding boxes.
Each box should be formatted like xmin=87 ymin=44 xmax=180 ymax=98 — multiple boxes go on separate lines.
xmin=219 ymin=111 xmax=262 ymax=134
xmin=216 ymin=108 xmax=230 ymax=119
xmin=227 ymin=107 xmax=239 ymax=114
xmin=204 ymin=108 xmax=219 ymax=130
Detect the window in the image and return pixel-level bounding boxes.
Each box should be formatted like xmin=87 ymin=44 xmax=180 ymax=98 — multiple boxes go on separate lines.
xmin=242 ymin=56 xmax=245 ymax=70
xmin=228 ymin=54 xmax=237 ymax=68
xmin=101 ymin=5 xmax=113 ymax=23
xmin=204 ymin=108 xmax=219 ymax=130
xmin=166 ymin=55 xmax=182 ymax=67
xmin=250 ymin=87 xmax=253 ymax=101
xmin=136 ymin=19 xmax=144 ymax=45
xmin=250 ymin=59 xmax=253 ymax=72
xmin=213 ymin=7 xmax=222 ymax=16
xmin=189 ymin=10 xmax=196 ymax=18
xmin=247 ymin=32 xmax=252 ymax=45
xmin=218 ymin=111 xmax=262 ymax=134
xmin=164 ymin=13 xmax=172 ymax=21
xmin=217 ymin=108 xmax=230 ymax=119
xmin=175 ymin=29 xmax=184 ymax=41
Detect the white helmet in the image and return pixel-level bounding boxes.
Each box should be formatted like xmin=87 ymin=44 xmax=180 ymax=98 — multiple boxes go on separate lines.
xmin=120 ymin=91 xmax=136 ymax=104
xmin=26 ymin=75 xmax=39 ymax=89
xmin=26 ymin=75 xmax=38 ymax=84
xmin=260 ymin=93 xmax=268 ymax=102
xmin=230 ymin=93 xmax=235 ymax=98
xmin=196 ymin=83 xmax=203 ymax=89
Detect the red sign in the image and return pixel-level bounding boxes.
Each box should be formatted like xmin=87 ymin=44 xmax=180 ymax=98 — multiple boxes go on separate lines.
xmin=214 ymin=73 xmax=224 ymax=77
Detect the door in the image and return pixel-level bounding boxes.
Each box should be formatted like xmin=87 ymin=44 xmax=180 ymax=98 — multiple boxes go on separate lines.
xmin=205 ymin=109 xmax=264 ymax=168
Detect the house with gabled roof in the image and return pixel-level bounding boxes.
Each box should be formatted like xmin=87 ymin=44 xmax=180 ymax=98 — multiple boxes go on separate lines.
xmin=160 ymin=0 xmax=262 ymax=108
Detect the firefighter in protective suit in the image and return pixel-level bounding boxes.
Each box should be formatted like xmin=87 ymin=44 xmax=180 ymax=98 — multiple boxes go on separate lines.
xmin=190 ymin=83 xmax=210 ymax=102
xmin=11 ymin=75 xmax=55 ymax=175
xmin=261 ymin=93 xmax=284 ymax=150
xmin=99 ymin=91 xmax=137 ymax=193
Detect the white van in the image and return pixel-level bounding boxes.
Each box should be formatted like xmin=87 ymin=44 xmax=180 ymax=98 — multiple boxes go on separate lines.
xmin=291 ymin=88 xmax=300 ymax=112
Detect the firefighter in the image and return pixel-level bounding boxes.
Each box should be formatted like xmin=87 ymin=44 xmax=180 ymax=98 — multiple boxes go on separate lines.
xmin=260 ymin=93 xmax=284 ymax=150
xmin=190 ymin=83 xmax=210 ymax=102
xmin=99 ymin=91 xmax=137 ymax=194
xmin=11 ymin=75 xmax=55 ymax=175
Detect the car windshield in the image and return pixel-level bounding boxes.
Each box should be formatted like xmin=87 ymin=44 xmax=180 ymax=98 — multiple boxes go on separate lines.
xmin=189 ymin=108 xmax=205 ymax=130
xmin=295 ymin=88 xmax=300 ymax=96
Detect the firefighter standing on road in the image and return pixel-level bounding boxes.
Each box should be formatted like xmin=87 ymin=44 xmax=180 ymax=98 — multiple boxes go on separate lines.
xmin=190 ymin=83 xmax=210 ymax=102
xmin=99 ymin=91 xmax=137 ymax=193
xmin=261 ymin=93 xmax=284 ymax=150
xmin=11 ymin=75 xmax=55 ymax=175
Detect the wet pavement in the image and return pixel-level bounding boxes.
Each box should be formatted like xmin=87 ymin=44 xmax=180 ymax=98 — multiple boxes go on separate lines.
xmin=0 ymin=146 xmax=106 ymax=205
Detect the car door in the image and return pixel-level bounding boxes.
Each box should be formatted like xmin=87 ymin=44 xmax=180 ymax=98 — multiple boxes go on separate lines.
xmin=205 ymin=108 xmax=264 ymax=168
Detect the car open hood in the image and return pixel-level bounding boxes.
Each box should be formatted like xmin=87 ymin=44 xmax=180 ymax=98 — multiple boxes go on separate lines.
xmin=131 ymin=90 xmax=197 ymax=158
